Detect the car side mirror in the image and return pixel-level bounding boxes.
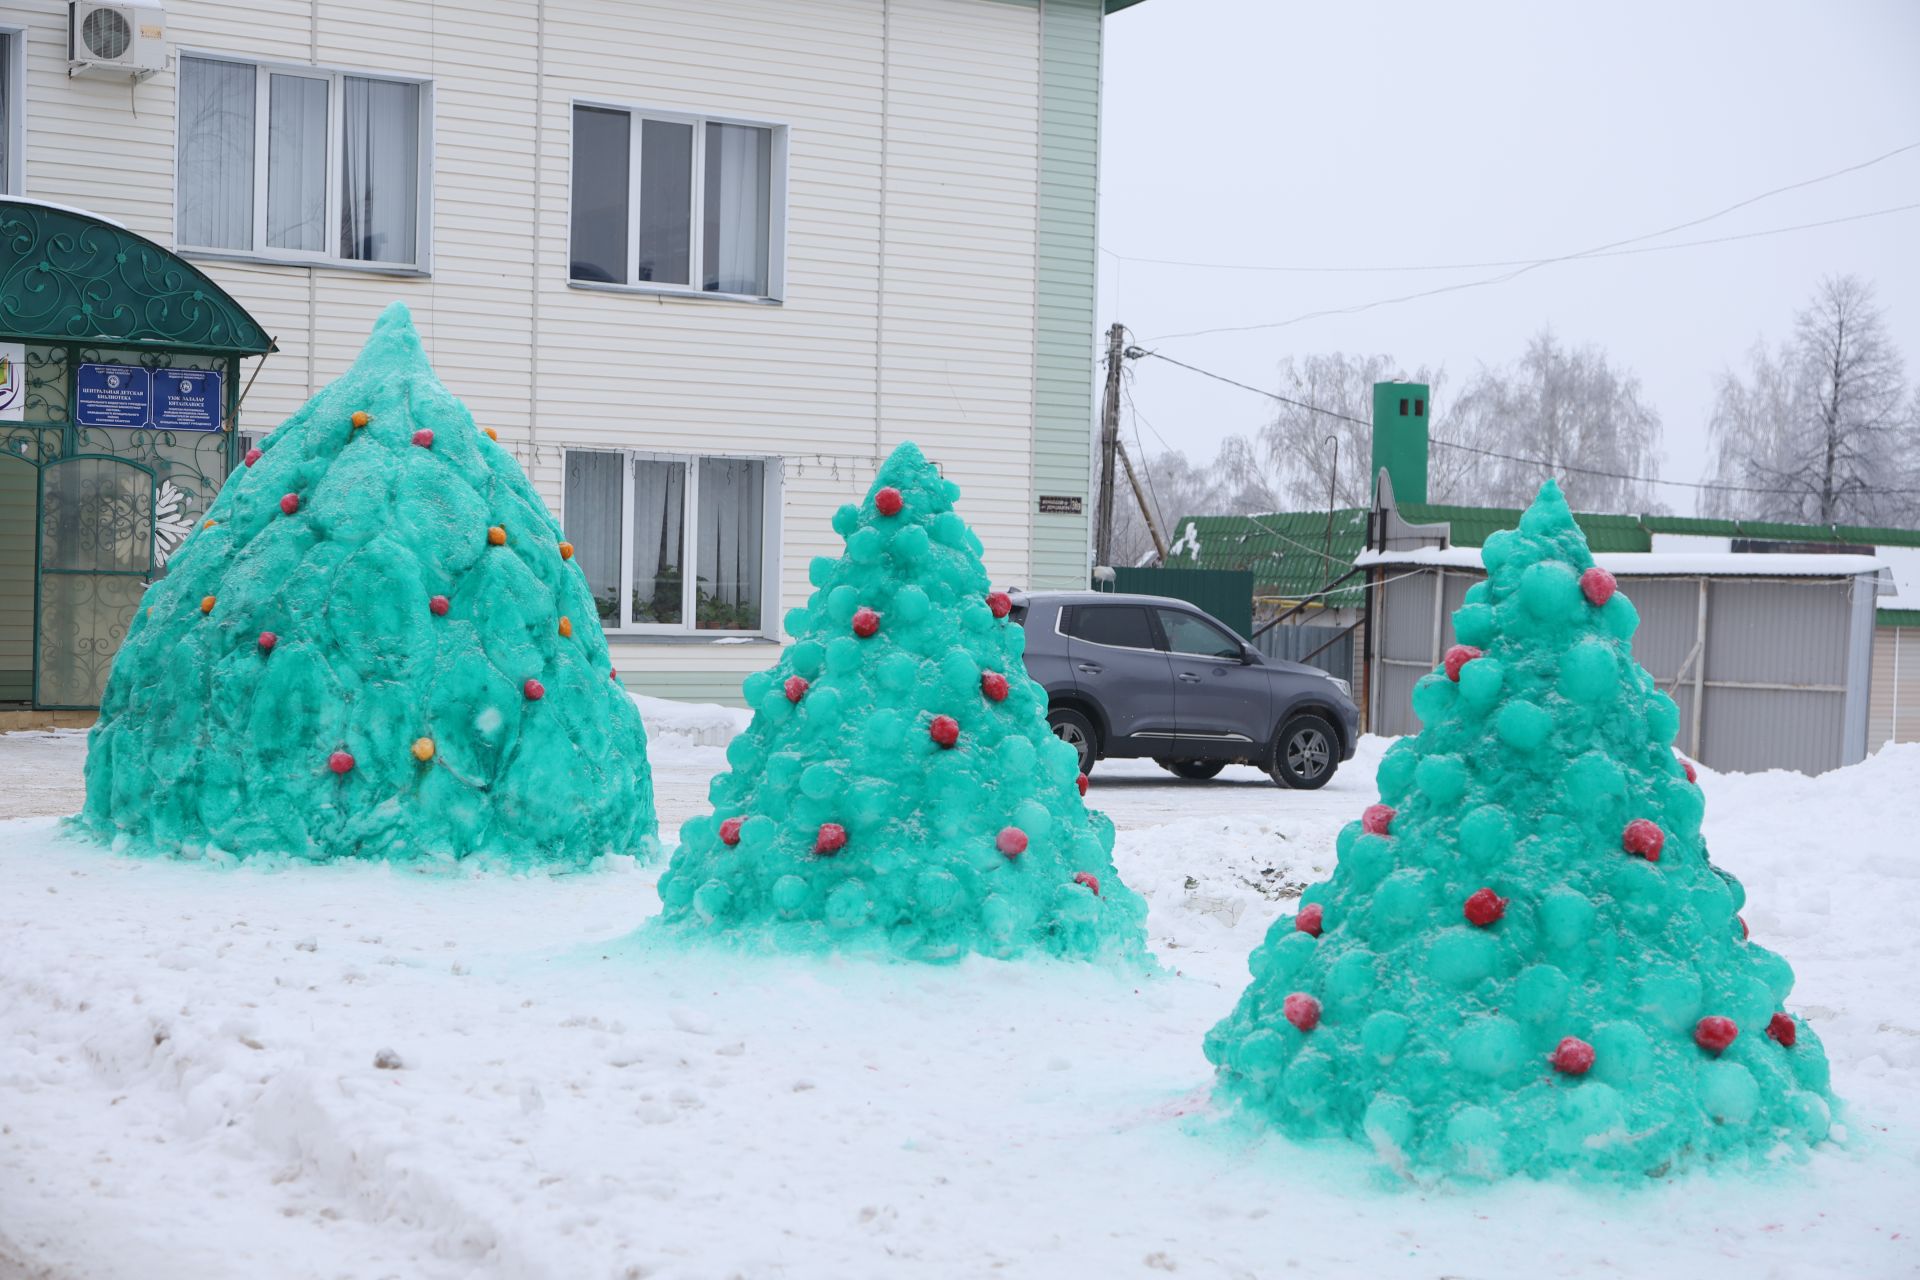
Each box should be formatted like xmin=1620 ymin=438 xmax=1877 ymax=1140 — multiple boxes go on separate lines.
xmin=1239 ymin=643 xmax=1260 ymax=665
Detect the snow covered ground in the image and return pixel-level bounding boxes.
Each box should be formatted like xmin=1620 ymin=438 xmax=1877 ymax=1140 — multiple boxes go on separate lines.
xmin=2 ymin=710 xmax=1918 ymax=1280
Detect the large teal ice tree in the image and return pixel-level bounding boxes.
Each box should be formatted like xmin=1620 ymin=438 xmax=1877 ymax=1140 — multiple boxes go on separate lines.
xmin=1205 ymin=481 xmax=1835 ymax=1181
xmin=656 ymin=442 xmax=1147 ymax=964
xmin=80 ymin=303 xmax=657 ymax=866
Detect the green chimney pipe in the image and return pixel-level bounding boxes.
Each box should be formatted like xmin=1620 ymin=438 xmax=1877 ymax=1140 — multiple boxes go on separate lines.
xmin=1370 ymin=381 xmax=1430 ymax=505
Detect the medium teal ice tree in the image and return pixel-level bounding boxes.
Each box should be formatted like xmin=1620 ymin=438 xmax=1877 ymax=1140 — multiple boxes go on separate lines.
xmin=655 ymin=441 xmax=1147 ymax=964
xmin=80 ymin=303 xmax=657 ymax=866
xmin=1204 ymin=480 xmax=1834 ymax=1181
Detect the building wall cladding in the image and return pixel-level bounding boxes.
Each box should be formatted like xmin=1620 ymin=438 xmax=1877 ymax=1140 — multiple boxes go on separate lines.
xmin=1869 ymin=621 xmax=1920 ymax=750
xmin=3 ymin=0 xmax=1098 ymax=702
xmin=1371 ymin=566 xmax=1874 ymax=775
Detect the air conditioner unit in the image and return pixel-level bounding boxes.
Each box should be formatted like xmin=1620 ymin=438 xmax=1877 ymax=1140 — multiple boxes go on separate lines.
xmin=68 ymin=1 xmax=167 ymax=82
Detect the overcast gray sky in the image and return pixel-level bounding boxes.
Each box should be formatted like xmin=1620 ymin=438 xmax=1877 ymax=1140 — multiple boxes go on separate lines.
xmin=1097 ymin=0 xmax=1920 ymax=515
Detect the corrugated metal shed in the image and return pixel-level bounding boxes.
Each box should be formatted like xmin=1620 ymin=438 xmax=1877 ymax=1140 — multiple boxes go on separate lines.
xmin=1163 ymin=509 xmax=1371 ymax=606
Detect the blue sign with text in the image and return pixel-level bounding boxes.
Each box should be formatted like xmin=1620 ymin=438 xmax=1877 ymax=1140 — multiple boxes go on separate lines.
xmin=74 ymin=364 xmax=152 ymax=429
xmin=73 ymin=363 xmax=224 ymax=432
xmin=152 ymin=369 xmax=224 ymax=432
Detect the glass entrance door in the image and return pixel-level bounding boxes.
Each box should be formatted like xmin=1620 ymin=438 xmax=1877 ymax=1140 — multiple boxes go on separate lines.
xmin=35 ymin=455 xmax=154 ymax=708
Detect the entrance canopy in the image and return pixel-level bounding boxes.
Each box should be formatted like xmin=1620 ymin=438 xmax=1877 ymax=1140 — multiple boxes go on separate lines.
xmin=0 ymin=198 xmax=274 ymax=355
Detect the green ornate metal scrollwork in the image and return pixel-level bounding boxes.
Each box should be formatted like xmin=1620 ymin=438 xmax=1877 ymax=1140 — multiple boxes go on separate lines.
xmin=0 ymin=199 xmax=274 ymax=355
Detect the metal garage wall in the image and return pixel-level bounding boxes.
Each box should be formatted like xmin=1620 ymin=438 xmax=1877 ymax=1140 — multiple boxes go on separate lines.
xmin=1870 ymin=624 xmax=1918 ymax=748
xmin=1368 ymin=564 xmax=1871 ymax=773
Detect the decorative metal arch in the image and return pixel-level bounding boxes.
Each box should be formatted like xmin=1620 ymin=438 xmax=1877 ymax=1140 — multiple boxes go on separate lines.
xmin=0 ymin=198 xmax=275 ymax=355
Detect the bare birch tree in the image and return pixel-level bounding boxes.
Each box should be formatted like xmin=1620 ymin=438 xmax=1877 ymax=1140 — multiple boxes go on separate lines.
xmin=1701 ymin=276 xmax=1918 ymax=525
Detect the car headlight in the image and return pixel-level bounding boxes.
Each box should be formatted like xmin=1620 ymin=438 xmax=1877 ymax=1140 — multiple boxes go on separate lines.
xmin=1322 ymin=674 xmax=1352 ymax=699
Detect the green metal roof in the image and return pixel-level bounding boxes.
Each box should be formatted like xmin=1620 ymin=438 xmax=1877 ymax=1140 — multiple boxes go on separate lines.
xmin=0 ymin=198 xmax=274 ymax=355
xmin=1169 ymin=501 xmax=1920 ymax=614
xmin=1881 ymin=609 xmax=1920 ymax=628
xmin=1105 ymin=0 xmax=1151 ymax=11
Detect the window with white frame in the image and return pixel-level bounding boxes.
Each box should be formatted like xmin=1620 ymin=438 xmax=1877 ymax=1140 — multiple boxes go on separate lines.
xmin=176 ymin=55 xmax=428 ymax=268
xmin=563 ymin=450 xmax=777 ymax=634
xmin=569 ymin=103 xmax=785 ymax=299
xmin=1 ymin=31 xmax=17 ymax=194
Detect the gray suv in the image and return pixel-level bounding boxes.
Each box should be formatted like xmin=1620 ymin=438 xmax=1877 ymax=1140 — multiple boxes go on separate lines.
xmin=1012 ymin=591 xmax=1360 ymax=789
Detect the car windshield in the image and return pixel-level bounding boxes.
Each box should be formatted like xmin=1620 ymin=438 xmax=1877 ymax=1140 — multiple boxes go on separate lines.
xmin=1156 ymin=608 xmax=1241 ymax=659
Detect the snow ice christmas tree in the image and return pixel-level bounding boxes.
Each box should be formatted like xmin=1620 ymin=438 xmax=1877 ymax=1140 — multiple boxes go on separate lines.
xmin=79 ymin=303 xmax=657 ymax=867
xmin=1204 ymin=480 xmax=1834 ymax=1182
xmin=655 ymin=441 xmax=1147 ymax=964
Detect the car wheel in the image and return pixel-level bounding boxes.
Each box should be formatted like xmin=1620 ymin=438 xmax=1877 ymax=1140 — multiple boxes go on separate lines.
xmin=1156 ymin=758 xmax=1226 ymax=781
xmin=1270 ymin=714 xmax=1338 ymax=790
xmin=1047 ymin=707 xmax=1098 ymax=777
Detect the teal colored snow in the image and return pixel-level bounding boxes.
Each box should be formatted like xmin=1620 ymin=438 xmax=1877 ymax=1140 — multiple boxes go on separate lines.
xmin=655 ymin=441 xmax=1148 ymax=964
xmin=79 ymin=303 xmax=657 ymax=867
xmin=1204 ymin=480 xmax=1836 ymax=1182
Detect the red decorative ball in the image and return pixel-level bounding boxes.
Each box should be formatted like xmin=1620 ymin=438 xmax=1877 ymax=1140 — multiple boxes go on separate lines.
xmin=784 ymin=675 xmax=810 ymax=702
xmin=523 ymin=678 xmax=545 ymax=701
xmin=243 ymin=447 xmax=262 ymax=467
xmin=851 ymin=607 xmax=881 ymax=638
xmin=257 ymin=631 xmax=277 ymax=654
xmin=610 ymin=668 xmax=619 ymax=681
xmin=873 ymin=486 xmax=904 ymax=516
xmin=996 ymin=827 xmax=1028 ymax=858
xmin=279 ymin=493 xmax=300 ymax=515
xmin=980 ymin=671 xmax=1010 ymax=702
xmin=1767 ymin=1012 xmax=1797 ymax=1048
xmin=1679 ymin=754 xmax=1698 ymax=783
xmin=1073 ymin=871 xmax=1101 ymax=897
xmin=1075 ymin=773 xmax=1089 ymax=797
xmin=429 ymin=595 xmax=451 ymax=616
xmin=1694 ymin=1015 xmax=1739 ymax=1055
xmin=412 ymin=429 xmax=434 ymax=448
xmin=1295 ymin=903 xmax=1323 ymax=937
xmin=328 ymin=750 xmax=355 ymax=775
xmin=1463 ymin=888 xmax=1508 ymax=927
xmin=985 ymin=591 xmax=1012 ymax=619
xmin=1549 ymin=1036 xmax=1595 ymax=1075
xmin=1623 ymin=818 xmax=1665 ymax=862
xmin=815 ymin=822 xmax=848 ymax=855
xmin=1282 ymin=993 xmax=1321 ymax=1032
xmin=1580 ymin=566 xmax=1617 ymax=606
xmin=719 ymin=817 xmax=743 ymax=847
xmin=1738 ymin=915 xmax=1749 ymax=940
xmin=1361 ymin=803 xmax=1395 ymax=836
xmin=1443 ymin=644 xmax=1483 ymax=681
xmin=929 ymin=715 xmax=960 ymax=748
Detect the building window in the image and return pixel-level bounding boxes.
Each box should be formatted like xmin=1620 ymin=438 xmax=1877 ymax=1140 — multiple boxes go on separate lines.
xmin=176 ymin=55 xmax=428 ymax=268
xmin=1 ymin=30 xmax=18 ymax=194
xmin=563 ymin=450 xmax=777 ymax=634
xmin=568 ymin=103 xmax=785 ymax=300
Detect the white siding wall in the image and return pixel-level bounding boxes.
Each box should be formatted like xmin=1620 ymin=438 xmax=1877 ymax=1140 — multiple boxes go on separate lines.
xmin=3 ymin=0 xmax=1045 ymax=703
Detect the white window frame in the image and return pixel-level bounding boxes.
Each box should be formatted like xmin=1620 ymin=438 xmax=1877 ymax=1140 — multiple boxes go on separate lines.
xmin=567 ymin=98 xmax=789 ymax=304
xmin=563 ymin=449 xmax=783 ymax=638
xmin=1 ymin=27 xmax=24 ymax=195
xmin=173 ymin=52 xmax=434 ymax=274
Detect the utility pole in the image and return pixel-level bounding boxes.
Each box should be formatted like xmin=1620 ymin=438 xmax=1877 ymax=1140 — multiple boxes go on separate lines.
xmin=1093 ymin=322 xmax=1125 ymax=566
xmin=1116 ymin=439 xmax=1168 ymax=564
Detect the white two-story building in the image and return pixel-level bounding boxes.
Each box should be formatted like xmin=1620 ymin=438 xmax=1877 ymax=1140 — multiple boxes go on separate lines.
xmin=0 ymin=0 xmax=1138 ymax=712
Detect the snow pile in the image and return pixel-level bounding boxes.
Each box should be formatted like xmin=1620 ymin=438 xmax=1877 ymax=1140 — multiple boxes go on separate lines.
xmin=629 ymin=693 xmax=750 ymax=749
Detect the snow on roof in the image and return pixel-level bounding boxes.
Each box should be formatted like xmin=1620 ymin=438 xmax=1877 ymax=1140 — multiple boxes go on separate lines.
xmin=1355 ymin=545 xmax=1892 ymax=585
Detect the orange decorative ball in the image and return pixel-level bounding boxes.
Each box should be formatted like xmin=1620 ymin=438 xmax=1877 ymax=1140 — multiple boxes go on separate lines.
xmin=202 ymin=519 xmax=217 ymax=530
xmin=483 ymin=427 xmax=498 ymax=441
xmin=351 ymin=410 xmax=371 ymax=428
xmin=411 ymin=737 xmax=435 ymax=762
xmin=558 ymin=616 xmax=573 ymax=638
xmin=199 ymin=595 xmax=216 ymax=614
xmin=487 ymin=525 xmax=507 ymax=546
xmin=558 ymin=541 xmax=574 ymax=560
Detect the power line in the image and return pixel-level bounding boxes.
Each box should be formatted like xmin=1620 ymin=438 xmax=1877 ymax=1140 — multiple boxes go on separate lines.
xmin=1105 ymin=200 xmax=1920 ymax=275
xmin=1133 ymin=347 xmax=1920 ymax=498
xmin=1144 ymin=141 xmax=1920 ymax=342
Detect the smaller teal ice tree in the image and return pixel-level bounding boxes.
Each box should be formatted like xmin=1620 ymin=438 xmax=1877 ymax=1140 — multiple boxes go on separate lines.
xmin=655 ymin=441 xmax=1148 ymax=964
xmin=1204 ymin=480 xmax=1835 ymax=1182
xmin=80 ymin=303 xmax=657 ymax=867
